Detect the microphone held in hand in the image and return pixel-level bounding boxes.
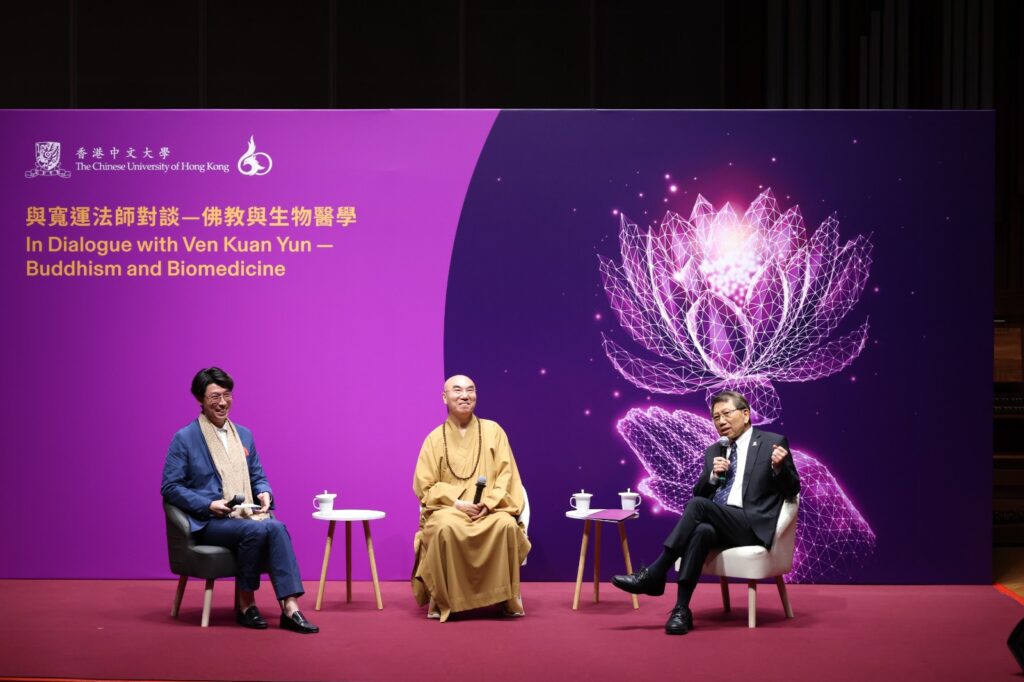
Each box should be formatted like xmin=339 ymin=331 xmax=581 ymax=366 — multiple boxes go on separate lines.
xmin=716 ymin=437 xmax=731 ymax=487
xmin=473 ymin=475 xmax=487 ymax=504
xmin=226 ymin=493 xmax=245 ymax=508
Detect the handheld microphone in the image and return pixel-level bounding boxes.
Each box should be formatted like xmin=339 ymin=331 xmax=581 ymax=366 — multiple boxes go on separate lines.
xmin=226 ymin=493 xmax=245 ymax=508
xmin=716 ymin=437 xmax=730 ymax=487
xmin=473 ymin=476 xmax=487 ymax=504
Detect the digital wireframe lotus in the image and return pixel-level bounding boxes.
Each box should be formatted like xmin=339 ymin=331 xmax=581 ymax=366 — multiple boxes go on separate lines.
xmin=599 ymin=189 xmax=877 ymax=581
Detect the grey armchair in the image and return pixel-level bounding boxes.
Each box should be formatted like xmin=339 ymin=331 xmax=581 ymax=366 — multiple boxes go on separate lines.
xmin=164 ymin=501 xmax=257 ymax=627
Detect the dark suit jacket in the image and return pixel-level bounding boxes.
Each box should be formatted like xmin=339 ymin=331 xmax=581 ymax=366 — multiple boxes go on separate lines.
xmin=160 ymin=419 xmax=273 ymax=532
xmin=692 ymin=427 xmax=800 ymax=548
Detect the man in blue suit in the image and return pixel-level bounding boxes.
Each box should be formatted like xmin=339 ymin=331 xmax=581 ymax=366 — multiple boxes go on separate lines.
xmin=161 ymin=367 xmax=319 ymax=634
xmin=611 ymin=390 xmax=800 ymax=635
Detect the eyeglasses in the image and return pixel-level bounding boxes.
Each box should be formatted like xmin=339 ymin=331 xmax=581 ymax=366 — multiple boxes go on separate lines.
xmin=711 ymin=408 xmax=742 ymax=422
xmin=205 ymin=391 xmax=233 ymax=403
xmin=447 ymin=388 xmax=476 ymax=396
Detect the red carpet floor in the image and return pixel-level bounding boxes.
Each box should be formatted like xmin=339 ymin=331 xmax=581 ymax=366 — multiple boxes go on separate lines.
xmin=0 ymin=580 xmax=1021 ymax=681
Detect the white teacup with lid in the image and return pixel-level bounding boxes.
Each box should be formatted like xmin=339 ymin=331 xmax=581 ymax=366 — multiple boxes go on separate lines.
xmin=619 ymin=488 xmax=642 ymax=510
xmin=570 ymin=489 xmax=592 ymax=513
xmin=313 ymin=490 xmax=337 ymax=513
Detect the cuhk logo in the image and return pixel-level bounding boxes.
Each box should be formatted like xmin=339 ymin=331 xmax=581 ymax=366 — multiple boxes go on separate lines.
xmin=25 ymin=141 xmax=70 ymax=178
xmin=237 ymin=135 xmax=272 ymax=176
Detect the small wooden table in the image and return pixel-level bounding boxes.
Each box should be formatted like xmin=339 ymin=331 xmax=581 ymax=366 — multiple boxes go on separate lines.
xmin=312 ymin=509 xmax=386 ymax=611
xmin=566 ymin=509 xmax=640 ymax=610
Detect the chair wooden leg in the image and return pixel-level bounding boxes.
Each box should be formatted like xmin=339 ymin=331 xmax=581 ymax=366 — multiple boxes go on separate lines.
xmin=593 ymin=522 xmax=601 ymax=603
xmin=201 ymin=579 xmax=215 ymax=627
xmin=720 ymin=576 xmax=731 ymax=612
xmin=747 ymin=580 xmax=757 ymax=628
xmin=572 ymin=520 xmax=590 ymax=610
xmin=171 ymin=576 xmax=187 ymax=617
xmin=776 ymin=576 xmax=794 ymax=618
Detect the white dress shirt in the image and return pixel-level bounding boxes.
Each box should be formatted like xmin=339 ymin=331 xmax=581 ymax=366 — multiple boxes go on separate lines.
xmin=214 ymin=422 xmax=230 ymax=451
xmin=708 ymin=426 xmax=754 ymax=508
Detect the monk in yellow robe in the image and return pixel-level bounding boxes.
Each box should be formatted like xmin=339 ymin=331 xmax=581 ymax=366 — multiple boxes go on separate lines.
xmin=412 ymin=375 xmax=531 ymax=622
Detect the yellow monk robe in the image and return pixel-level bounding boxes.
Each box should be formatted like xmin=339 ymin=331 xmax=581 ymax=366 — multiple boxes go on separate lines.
xmin=412 ymin=415 xmax=531 ymax=621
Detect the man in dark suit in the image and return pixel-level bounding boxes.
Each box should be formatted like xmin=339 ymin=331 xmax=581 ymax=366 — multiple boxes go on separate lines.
xmin=161 ymin=367 xmax=319 ymax=634
xmin=612 ymin=390 xmax=800 ymax=634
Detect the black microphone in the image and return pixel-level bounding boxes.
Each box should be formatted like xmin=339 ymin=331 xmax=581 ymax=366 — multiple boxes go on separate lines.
xmin=716 ymin=437 xmax=730 ymax=487
xmin=473 ymin=475 xmax=487 ymax=504
xmin=226 ymin=493 xmax=245 ymax=508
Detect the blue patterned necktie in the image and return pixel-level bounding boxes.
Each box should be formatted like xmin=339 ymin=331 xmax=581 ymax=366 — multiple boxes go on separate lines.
xmin=713 ymin=441 xmax=739 ymax=505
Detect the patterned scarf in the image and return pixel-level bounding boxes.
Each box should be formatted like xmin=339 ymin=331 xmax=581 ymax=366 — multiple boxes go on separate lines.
xmin=198 ymin=414 xmax=268 ymax=521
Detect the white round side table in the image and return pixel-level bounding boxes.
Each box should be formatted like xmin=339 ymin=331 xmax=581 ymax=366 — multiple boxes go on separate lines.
xmin=312 ymin=509 xmax=386 ymax=610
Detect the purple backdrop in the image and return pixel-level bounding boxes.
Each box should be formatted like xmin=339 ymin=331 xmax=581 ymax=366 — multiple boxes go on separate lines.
xmin=1 ymin=110 xmax=993 ymax=584
xmin=0 ymin=110 xmax=497 ymax=580
xmin=445 ymin=111 xmax=993 ymax=584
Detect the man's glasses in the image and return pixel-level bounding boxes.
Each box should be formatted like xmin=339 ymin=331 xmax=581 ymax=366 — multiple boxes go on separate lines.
xmin=205 ymin=391 xmax=233 ymax=404
xmin=447 ymin=388 xmax=476 ymax=397
xmin=711 ymin=408 xmax=742 ymax=422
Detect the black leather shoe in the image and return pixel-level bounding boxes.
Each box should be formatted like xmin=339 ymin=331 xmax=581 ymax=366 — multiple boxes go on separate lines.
xmin=611 ymin=566 xmax=666 ymax=596
xmin=235 ymin=606 xmax=268 ymax=629
xmin=280 ymin=610 xmax=319 ymax=634
xmin=665 ymin=606 xmax=693 ymax=635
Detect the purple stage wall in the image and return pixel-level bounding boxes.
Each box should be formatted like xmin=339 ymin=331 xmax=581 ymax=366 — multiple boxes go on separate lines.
xmin=445 ymin=111 xmax=993 ymax=583
xmin=0 ymin=110 xmax=497 ymax=580
xmin=0 ymin=110 xmax=992 ymax=583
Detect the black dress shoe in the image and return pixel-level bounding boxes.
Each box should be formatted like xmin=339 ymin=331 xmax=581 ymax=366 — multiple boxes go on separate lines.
xmin=665 ymin=606 xmax=693 ymax=635
xmin=236 ymin=606 xmax=268 ymax=629
xmin=280 ymin=610 xmax=319 ymax=634
xmin=611 ymin=566 xmax=666 ymax=596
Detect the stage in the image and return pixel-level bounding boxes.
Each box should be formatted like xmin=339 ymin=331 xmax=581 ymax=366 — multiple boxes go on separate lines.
xmin=0 ymin=580 xmax=1019 ymax=681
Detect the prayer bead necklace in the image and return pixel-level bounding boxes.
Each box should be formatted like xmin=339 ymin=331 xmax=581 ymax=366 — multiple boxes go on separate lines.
xmin=441 ymin=417 xmax=482 ymax=481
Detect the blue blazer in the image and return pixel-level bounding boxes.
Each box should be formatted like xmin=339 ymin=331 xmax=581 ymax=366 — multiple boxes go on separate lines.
xmin=160 ymin=419 xmax=274 ymax=532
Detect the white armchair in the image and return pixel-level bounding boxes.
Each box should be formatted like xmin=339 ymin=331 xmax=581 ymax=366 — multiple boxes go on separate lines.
xmin=518 ymin=486 xmax=531 ymax=535
xmin=705 ymin=495 xmax=798 ymax=627
xmin=676 ymin=494 xmax=799 ymax=628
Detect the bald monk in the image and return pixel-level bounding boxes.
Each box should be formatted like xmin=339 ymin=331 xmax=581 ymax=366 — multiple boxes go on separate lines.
xmin=412 ymin=375 xmax=531 ymax=621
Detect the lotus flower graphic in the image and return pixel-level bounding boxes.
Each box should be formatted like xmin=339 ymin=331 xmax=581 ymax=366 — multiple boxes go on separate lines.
xmin=599 ymin=189 xmax=876 ymax=580
xmin=599 ymin=189 xmax=872 ymax=423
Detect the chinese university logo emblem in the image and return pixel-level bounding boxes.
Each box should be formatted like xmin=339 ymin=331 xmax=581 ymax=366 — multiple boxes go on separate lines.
xmin=237 ymin=135 xmax=272 ymax=176
xmin=25 ymin=141 xmax=71 ymax=178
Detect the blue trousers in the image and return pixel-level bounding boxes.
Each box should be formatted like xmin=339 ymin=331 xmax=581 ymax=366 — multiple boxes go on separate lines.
xmin=198 ymin=518 xmax=304 ymax=600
